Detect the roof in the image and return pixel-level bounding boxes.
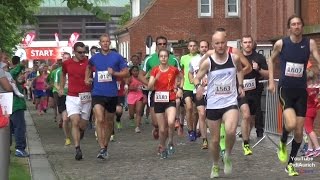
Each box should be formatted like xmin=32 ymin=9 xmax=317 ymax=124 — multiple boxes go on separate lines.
xmin=40 ymin=0 xmax=130 ymax=7
xmin=36 ymin=6 xmax=126 ymax=16
xmin=115 ymin=0 xmax=157 ymax=35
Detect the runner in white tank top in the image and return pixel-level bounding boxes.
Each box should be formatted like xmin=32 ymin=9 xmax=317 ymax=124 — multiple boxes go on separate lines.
xmin=193 ymin=30 xmax=245 ymax=178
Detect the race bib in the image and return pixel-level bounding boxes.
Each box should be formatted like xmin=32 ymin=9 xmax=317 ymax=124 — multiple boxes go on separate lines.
xmin=97 ymin=71 xmax=112 ymax=82
xmin=214 ymin=83 xmax=232 ymax=95
xmin=243 ymin=78 xmax=256 ymax=91
xmin=154 ymin=91 xmax=169 ymax=102
xmin=117 ymin=81 xmax=120 ymax=90
xmin=285 ymin=62 xmax=304 ymax=77
xmin=79 ymin=92 xmax=91 ymax=104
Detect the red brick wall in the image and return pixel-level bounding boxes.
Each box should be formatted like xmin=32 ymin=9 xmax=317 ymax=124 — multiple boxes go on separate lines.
xmin=301 ymin=0 xmax=320 ymax=25
xmin=128 ymin=0 xmax=242 ymax=58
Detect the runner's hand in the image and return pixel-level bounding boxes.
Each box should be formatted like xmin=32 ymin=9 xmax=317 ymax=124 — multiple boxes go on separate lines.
xmin=238 ymin=86 xmax=245 ymax=98
xmin=58 ymin=89 xmax=64 ymax=97
xmin=108 ymin=67 xmax=114 ymax=76
xmin=84 ymin=78 xmax=93 ymax=86
xmin=268 ymin=81 xmax=275 ymax=94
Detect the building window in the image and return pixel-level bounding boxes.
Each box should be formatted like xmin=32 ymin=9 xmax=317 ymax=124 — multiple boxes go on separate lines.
xmin=226 ymin=0 xmax=240 ymax=17
xmin=198 ymin=0 xmax=213 ymax=17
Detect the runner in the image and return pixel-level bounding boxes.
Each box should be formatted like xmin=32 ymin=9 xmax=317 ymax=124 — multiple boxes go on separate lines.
xmin=141 ymin=36 xmax=180 ymax=141
xmin=147 ymin=48 xmax=182 ymax=159
xmin=268 ymin=15 xmax=320 ymax=176
xmin=194 ymin=30 xmax=245 ymax=177
xmin=60 ymin=42 xmax=91 ymax=160
xmin=189 ymin=40 xmax=209 ymax=149
xmin=85 ymin=34 xmax=128 ymax=160
xmin=238 ymin=35 xmax=269 ymax=155
xmin=127 ymin=66 xmax=146 ymax=133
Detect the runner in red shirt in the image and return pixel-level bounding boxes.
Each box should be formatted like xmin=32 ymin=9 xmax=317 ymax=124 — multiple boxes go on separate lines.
xmin=59 ymin=42 xmax=91 ymax=161
xmin=148 ymin=49 xmax=182 ymax=159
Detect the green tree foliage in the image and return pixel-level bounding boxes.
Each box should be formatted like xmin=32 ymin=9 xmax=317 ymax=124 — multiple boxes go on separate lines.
xmin=64 ymin=0 xmax=111 ymax=21
xmin=118 ymin=4 xmax=131 ymax=26
xmin=0 ymin=0 xmax=42 ymax=54
xmin=0 ymin=0 xmax=112 ymax=54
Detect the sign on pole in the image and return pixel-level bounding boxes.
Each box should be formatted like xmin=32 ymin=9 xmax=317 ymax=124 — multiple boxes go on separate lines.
xmin=0 ymin=93 xmax=13 ymax=115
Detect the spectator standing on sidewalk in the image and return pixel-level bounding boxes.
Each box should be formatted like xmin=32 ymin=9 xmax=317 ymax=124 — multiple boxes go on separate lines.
xmin=9 ymin=56 xmax=29 ymax=157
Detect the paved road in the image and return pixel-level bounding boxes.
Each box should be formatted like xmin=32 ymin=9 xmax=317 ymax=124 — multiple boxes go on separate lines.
xmin=27 ymin=102 xmax=320 ymax=180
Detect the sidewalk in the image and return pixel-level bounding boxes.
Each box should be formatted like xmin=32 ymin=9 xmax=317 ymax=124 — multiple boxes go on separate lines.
xmin=27 ymin=101 xmax=320 ymax=179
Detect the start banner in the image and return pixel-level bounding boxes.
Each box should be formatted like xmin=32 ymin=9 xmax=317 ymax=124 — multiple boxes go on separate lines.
xmin=25 ymin=47 xmax=61 ymax=60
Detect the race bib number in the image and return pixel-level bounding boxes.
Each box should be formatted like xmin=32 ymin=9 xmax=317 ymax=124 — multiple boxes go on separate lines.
xmin=79 ymin=92 xmax=91 ymax=104
xmin=243 ymin=78 xmax=256 ymax=91
xmin=154 ymin=91 xmax=169 ymax=102
xmin=214 ymin=83 xmax=232 ymax=95
xmin=285 ymin=62 xmax=304 ymax=77
xmin=117 ymin=81 xmax=120 ymax=90
xmin=97 ymin=71 xmax=112 ymax=82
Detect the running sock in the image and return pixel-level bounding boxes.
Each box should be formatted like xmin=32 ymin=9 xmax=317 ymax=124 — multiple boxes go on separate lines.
xmin=243 ymin=140 xmax=249 ymax=145
xmin=116 ymin=113 xmax=122 ymax=122
xmin=281 ymin=125 xmax=289 ymax=143
xmin=75 ymin=146 xmax=80 ymax=150
xmin=288 ymin=139 xmax=301 ymax=164
xmin=220 ymin=123 xmax=226 ymax=151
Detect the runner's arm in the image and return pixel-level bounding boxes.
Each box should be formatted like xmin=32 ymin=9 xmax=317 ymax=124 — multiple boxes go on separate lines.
xmin=194 ymin=57 xmax=209 ymax=86
xmin=268 ymin=40 xmax=282 ymax=83
xmin=310 ymin=39 xmax=320 ymax=70
xmin=232 ymin=48 xmax=252 ymax=75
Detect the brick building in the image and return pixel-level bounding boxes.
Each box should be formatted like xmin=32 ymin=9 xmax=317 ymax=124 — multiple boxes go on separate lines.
xmin=115 ymin=0 xmax=300 ymax=59
xmin=116 ymin=0 xmax=320 ymax=136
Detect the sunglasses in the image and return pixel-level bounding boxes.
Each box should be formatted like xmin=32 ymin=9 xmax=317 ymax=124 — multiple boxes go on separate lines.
xmin=157 ymin=43 xmax=167 ymax=46
xmin=77 ymin=51 xmax=86 ymax=54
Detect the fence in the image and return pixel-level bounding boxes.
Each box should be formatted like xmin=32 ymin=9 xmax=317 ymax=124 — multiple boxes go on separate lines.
xmin=252 ymin=80 xmax=293 ymax=149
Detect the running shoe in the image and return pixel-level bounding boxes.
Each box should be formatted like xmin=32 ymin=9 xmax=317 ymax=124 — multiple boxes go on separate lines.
xmin=278 ymin=141 xmax=288 ymax=164
xmin=75 ymin=148 xmax=83 ymax=161
xmin=210 ymin=164 xmax=219 ymax=178
xmin=202 ymin=139 xmax=208 ymax=149
xmin=65 ymin=138 xmax=71 ymax=146
xmin=223 ymin=154 xmax=232 ymax=175
xmin=97 ymin=148 xmax=108 ymax=160
xmin=285 ymin=163 xmax=299 ymax=176
xmin=135 ymin=127 xmax=141 ymax=133
xmin=242 ymin=143 xmax=253 ymax=156
xmin=110 ymin=135 xmax=115 ymax=142
xmin=304 ymin=149 xmax=314 ymax=157
xmin=313 ymin=149 xmax=320 ymax=157
xmin=167 ymin=144 xmax=175 ymax=155
xmin=160 ymin=149 xmax=168 ymax=159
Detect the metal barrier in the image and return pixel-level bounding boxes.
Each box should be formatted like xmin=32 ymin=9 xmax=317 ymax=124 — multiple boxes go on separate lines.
xmin=252 ymin=80 xmax=293 ymax=149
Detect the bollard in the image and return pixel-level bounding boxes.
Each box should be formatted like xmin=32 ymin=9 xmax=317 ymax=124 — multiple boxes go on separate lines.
xmin=0 ymin=124 xmax=10 ymax=180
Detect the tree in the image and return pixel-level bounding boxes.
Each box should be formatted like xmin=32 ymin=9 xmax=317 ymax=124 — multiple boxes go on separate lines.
xmin=118 ymin=4 xmax=131 ymax=26
xmin=0 ymin=0 xmax=42 ymax=54
xmin=0 ymin=0 xmax=112 ymax=54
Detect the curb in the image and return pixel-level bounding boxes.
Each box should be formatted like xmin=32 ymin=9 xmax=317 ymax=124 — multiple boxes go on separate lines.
xmin=25 ymin=109 xmax=58 ymax=180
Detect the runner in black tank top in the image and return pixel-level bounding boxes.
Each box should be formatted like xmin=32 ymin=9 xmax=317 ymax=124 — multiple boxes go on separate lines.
xmin=268 ymin=15 xmax=320 ymax=176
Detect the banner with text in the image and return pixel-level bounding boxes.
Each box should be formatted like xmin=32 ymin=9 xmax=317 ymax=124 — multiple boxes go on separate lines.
xmin=25 ymin=47 xmax=61 ymax=60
